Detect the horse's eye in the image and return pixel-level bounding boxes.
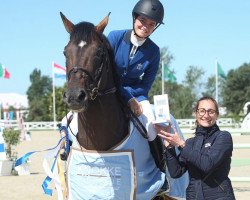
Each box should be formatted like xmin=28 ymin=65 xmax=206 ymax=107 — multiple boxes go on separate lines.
xmin=63 ymin=50 xmax=68 ymax=57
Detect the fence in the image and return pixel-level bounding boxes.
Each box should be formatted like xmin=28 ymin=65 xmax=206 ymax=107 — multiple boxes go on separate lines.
xmin=0 ymin=118 xmax=249 ymax=135
xmin=0 ymin=117 xmax=240 ymax=130
xmin=1 ymin=118 xmax=249 ymax=182
xmin=0 ymin=120 xmax=56 ymax=131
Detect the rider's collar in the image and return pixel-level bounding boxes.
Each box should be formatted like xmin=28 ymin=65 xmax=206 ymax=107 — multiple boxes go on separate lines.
xmin=130 ymin=31 xmax=146 ymax=47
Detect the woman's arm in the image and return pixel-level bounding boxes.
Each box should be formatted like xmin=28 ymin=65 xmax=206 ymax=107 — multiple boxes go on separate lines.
xmin=165 ymin=147 xmax=187 ymax=178
xmin=154 ymin=123 xmax=187 ymax=178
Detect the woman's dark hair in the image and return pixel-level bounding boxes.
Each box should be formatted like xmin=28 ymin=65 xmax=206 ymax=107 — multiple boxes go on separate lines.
xmin=195 ymin=96 xmax=219 ymax=115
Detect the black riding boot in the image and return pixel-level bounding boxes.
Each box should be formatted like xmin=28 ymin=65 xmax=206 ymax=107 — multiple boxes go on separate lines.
xmin=148 ymin=135 xmax=166 ymax=173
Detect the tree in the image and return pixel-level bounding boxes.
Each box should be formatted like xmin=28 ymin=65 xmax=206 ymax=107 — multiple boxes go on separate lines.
xmin=48 ymin=84 xmax=68 ymax=121
xmin=149 ymin=49 xmax=204 ymax=118
xmin=166 ymin=83 xmax=195 ymax=118
xmin=2 ymin=128 xmax=20 ymax=160
xmin=222 ymin=63 xmax=250 ymax=114
xmin=149 ymin=47 xmax=174 ymax=102
xmin=183 ymin=65 xmax=205 ymax=95
xmin=202 ymin=76 xmax=215 ymax=97
xmin=26 ymin=69 xmax=52 ymax=121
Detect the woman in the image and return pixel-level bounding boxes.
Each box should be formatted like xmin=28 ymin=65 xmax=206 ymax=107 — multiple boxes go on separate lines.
xmin=107 ymin=0 xmax=164 ymax=141
xmin=154 ymin=96 xmax=236 ymax=200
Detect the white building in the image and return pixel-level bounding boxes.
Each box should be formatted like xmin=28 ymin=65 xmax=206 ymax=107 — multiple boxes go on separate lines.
xmin=0 ymin=93 xmax=28 ymax=120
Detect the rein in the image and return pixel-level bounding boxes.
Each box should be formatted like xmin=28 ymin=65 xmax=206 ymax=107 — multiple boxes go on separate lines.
xmin=129 ymin=110 xmax=148 ymax=139
xmin=119 ymin=98 xmax=148 ymax=139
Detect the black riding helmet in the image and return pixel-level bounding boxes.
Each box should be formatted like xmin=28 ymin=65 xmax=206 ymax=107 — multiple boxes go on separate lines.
xmin=132 ymin=0 xmax=164 ymax=25
xmin=132 ymin=0 xmax=164 ymax=38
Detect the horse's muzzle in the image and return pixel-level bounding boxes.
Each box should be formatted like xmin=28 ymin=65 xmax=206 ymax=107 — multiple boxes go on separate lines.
xmin=63 ymin=89 xmax=86 ymax=111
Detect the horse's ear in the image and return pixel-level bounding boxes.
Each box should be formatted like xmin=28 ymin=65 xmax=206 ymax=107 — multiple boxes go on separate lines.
xmin=96 ymin=12 xmax=111 ymax=34
xmin=60 ymin=12 xmax=74 ymax=34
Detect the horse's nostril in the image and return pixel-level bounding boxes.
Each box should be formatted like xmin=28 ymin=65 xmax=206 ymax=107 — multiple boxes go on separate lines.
xmin=63 ymin=92 xmax=71 ymax=104
xmin=78 ymin=90 xmax=85 ymax=101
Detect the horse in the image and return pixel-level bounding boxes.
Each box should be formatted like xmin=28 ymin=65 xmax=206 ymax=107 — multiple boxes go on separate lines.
xmin=60 ymin=12 xmax=175 ymax=200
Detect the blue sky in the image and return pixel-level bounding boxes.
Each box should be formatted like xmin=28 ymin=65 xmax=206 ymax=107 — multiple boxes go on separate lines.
xmin=0 ymin=0 xmax=250 ymax=95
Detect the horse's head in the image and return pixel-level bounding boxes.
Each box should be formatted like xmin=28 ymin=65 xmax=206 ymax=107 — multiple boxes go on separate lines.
xmin=60 ymin=12 xmax=116 ymax=112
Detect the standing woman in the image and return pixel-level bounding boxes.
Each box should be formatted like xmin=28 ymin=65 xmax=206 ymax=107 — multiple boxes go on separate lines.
xmin=155 ymin=96 xmax=236 ymax=200
xmin=107 ymin=0 xmax=164 ymax=142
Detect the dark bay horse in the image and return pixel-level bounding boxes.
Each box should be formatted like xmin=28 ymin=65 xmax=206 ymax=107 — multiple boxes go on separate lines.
xmin=61 ymin=12 xmax=129 ymax=151
xmin=60 ymin=12 xmax=174 ymax=200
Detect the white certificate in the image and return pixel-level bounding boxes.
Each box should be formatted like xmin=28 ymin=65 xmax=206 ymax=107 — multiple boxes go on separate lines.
xmin=153 ymin=94 xmax=170 ymax=127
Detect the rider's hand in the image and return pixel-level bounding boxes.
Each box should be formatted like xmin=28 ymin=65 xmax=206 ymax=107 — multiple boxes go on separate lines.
xmin=128 ymin=98 xmax=143 ymax=116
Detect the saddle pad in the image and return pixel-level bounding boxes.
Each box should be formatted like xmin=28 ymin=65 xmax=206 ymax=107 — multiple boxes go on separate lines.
xmin=67 ymin=148 xmax=136 ymax=200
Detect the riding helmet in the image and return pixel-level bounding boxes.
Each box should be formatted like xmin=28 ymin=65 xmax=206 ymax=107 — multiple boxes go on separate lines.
xmin=132 ymin=0 xmax=164 ymax=24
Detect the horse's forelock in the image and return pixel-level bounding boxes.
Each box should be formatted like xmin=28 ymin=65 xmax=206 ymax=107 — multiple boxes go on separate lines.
xmin=69 ymin=21 xmax=120 ymax=90
xmin=70 ymin=22 xmax=96 ymax=44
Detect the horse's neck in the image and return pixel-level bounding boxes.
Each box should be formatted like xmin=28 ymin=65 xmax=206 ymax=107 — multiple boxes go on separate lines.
xmin=77 ymin=95 xmax=128 ymax=150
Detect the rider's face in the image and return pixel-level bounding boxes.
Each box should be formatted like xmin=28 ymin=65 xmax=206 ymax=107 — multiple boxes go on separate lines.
xmin=134 ymin=15 xmax=156 ymax=38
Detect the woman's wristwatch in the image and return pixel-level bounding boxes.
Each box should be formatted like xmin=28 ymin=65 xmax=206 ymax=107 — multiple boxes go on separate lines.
xmin=166 ymin=144 xmax=174 ymax=149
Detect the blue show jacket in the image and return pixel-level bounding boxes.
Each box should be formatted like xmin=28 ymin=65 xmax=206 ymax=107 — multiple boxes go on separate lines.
xmin=166 ymin=124 xmax=235 ymax=200
xmin=107 ymin=29 xmax=160 ymax=103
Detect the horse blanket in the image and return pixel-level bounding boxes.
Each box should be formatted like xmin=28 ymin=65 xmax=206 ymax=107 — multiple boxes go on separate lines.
xmin=67 ymin=121 xmax=165 ymax=200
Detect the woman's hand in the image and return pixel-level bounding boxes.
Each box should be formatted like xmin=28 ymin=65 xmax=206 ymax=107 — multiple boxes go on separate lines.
xmin=154 ymin=123 xmax=172 ymax=148
xmin=154 ymin=123 xmax=185 ymax=148
xmin=128 ymin=98 xmax=143 ymax=116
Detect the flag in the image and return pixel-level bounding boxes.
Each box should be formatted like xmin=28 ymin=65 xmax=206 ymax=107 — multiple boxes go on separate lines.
xmin=53 ymin=62 xmax=66 ymax=79
xmin=217 ymin=62 xmax=226 ymax=79
xmin=164 ymin=64 xmax=176 ymax=83
xmin=0 ymin=63 xmax=10 ymax=79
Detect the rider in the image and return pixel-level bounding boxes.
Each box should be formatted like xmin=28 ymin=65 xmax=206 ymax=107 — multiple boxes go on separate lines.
xmin=107 ymin=0 xmax=164 ymax=143
xmin=107 ymin=0 xmax=168 ymax=193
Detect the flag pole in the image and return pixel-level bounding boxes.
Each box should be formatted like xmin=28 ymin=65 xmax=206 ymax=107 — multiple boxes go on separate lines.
xmin=0 ymin=102 xmax=2 ymax=120
xmin=52 ymin=61 xmax=56 ymax=129
xmin=161 ymin=60 xmax=164 ymax=94
xmin=215 ymin=59 xmax=218 ymax=102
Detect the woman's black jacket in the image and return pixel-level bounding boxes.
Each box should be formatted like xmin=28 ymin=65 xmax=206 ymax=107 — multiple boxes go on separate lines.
xmin=166 ymin=124 xmax=235 ymax=200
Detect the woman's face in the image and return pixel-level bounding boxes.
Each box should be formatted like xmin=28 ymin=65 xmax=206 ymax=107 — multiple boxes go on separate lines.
xmin=196 ymin=99 xmax=218 ymax=127
xmin=134 ymin=15 xmax=156 ymax=38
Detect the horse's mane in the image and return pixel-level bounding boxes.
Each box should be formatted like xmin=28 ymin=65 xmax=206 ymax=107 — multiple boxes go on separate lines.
xmin=70 ymin=21 xmax=121 ymax=96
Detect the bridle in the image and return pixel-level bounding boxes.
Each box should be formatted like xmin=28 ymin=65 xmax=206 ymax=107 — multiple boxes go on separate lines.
xmin=66 ymin=45 xmax=116 ymax=101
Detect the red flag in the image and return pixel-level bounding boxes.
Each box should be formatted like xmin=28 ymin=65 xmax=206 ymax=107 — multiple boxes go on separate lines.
xmin=0 ymin=64 xmax=10 ymax=79
xmin=4 ymin=68 xmax=10 ymax=79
